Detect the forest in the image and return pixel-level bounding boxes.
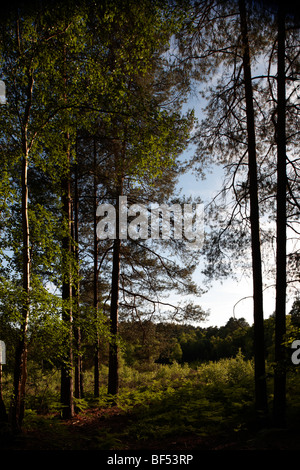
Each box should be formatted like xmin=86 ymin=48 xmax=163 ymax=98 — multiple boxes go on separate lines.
xmin=0 ymin=0 xmax=300 ymax=453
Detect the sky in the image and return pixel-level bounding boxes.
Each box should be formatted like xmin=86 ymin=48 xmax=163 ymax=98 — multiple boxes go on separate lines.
xmin=175 ymin=162 xmax=286 ymax=329
xmin=175 ymin=138 xmax=300 ymax=328
xmin=168 ymin=63 xmax=300 ymax=328
xmin=173 ymin=87 xmax=296 ymax=327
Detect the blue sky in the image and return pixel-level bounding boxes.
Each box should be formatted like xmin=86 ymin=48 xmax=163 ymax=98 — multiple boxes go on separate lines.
xmin=171 ymin=78 xmax=297 ymax=328
xmin=175 ymin=146 xmax=300 ymax=327
xmin=176 ymin=162 xmax=281 ymax=328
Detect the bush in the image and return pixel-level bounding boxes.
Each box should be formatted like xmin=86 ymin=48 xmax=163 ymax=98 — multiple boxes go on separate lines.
xmin=196 ymin=350 xmax=254 ymax=387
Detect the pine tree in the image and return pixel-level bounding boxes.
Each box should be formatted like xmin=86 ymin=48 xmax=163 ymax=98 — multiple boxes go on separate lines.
xmin=273 ymin=1 xmax=287 ymax=428
xmin=73 ymin=0 xmax=196 ymax=397
xmin=238 ymin=0 xmax=268 ymax=420
xmin=176 ymin=0 xmax=272 ymax=420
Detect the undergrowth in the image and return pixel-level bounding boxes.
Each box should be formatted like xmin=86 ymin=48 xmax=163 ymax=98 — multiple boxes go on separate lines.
xmin=2 ymin=351 xmax=300 ymax=450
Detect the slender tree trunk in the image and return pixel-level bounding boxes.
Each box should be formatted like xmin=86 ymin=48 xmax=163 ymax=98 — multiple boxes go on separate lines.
xmin=60 ymin=145 xmax=74 ymax=420
xmin=11 ymin=152 xmax=30 ymax=431
xmin=108 ymin=177 xmax=123 ymax=397
xmin=60 ymin=42 xmax=74 ymax=419
xmin=11 ymin=154 xmax=30 ymax=432
xmin=273 ymin=3 xmax=287 ymax=427
xmin=11 ymin=153 xmax=31 ymax=431
xmin=108 ymin=236 xmax=121 ymax=396
xmin=73 ymin=156 xmax=83 ymax=399
xmin=239 ymin=0 xmax=268 ymax=421
xmin=11 ymin=63 xmax=33 ymax=430
xmin=93 ymin=138 xmax=100 ymax=398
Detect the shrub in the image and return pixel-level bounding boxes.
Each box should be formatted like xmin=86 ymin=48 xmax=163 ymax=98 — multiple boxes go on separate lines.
xmin=196 ymin=350 xmax=254 ymax=388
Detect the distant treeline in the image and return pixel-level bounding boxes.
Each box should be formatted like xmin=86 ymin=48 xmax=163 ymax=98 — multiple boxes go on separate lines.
xmin=2 ymin=305 xmax=299 ymax=376
xmin=119 ymin=302 xmax=300 ymax=368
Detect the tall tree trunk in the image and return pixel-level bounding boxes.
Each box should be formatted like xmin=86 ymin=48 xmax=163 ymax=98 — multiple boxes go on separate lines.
xmin=108 ymin=177 xmax=123 ymax=397
xmin=108 ymin=236 xmax=121 ymax=396
xmin=273 ymin=3 xmax=287 ymax=427
xmin=60 ymin=42 xmax=74 ymax=419
xmin=73 ymin=155 xmax=83 ymax=399
xmin=11 ymin=154 xmax=30 ymax=432
xmin=11 ymin=64 xmax=33 ymax=431
xmin=93 ymin=138 xmax=100 ymax=398
xmin=239 ymin=0 xmax=268 ymax=421
xmin=60 ymin=145 xmax=74 ymax=420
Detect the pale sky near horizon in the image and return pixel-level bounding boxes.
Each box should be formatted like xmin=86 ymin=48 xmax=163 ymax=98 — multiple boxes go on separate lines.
xmin=176 ymin=166 xmax=270 ymax=328
xmin=176 ymin=156 xmax=297 ymax=328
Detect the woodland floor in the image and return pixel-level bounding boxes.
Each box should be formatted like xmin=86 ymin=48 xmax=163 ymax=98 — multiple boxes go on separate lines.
xmin=1 ymin=405 xmax=300 ymax=452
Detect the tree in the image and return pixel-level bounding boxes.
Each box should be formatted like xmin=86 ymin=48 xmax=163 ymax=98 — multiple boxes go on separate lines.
xmin=238 ymin=0 xmax=268 ymax=420
xmin=176 ymin=0 xmax=274 ymax=420
xmin=273 ymin=1 xmax=287 ymax=427
xmin=60 ymin=139 xmax=74 ymax=419
xmin=289 ymin=297 xmax=300 ymax=327
xmin=0 ymin=6 xmax=63 ymax=431
xmin=0 ymin=0 xmax=90 ymax=426
xmin=73 ymin=152 xmax=83 ymax=399
xmin=73 ymin=0 xmax=198 ymax=397
xmin=245 ymin=1 xmax=300 ymax=426
xmin=10 ymin=13 xmax=33 ymax=431
xmin=92 ymin=138 xmax=100 ymax=398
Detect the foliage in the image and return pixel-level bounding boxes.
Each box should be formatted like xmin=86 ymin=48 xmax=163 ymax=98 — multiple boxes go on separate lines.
xmin=1 ymin=351 xmax=295 ymax=450
xmin=1 ymin=335 xmax=300 ymax=450
xmin=0 ymin=0 xmax=299 ymax=442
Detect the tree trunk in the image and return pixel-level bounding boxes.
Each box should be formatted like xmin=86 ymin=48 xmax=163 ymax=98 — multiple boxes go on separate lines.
xmin=239 ymin=0 xmax=268 ymax=421
xmin=11 ymin=65 xmax=32 ymax=430
xmin=73 ymin=156 xmax=83 ymax=399
xmin=11 ymin=155 xmax=30 ymax=431
xmin=273 ymin=3 xmax=287 ymax=428
xmin=108 ymin=236 xmax=121 ymax=396
xmin=60 ymin=148 xmax=74 ymax=420
xmin=60 ymin=41 xmax=74 ymax=419
xmin=12 ymin=152 xmax=30 ymax=431
xmin=93 ymin=139 xmax=100 ymax=398
xmin=108 ymin=177 xmax=123 ymax=397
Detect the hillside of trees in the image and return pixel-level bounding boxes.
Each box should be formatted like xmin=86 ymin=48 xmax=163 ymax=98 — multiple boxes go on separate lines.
xmin=0 ymin=0 xmax=300 ymax=453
